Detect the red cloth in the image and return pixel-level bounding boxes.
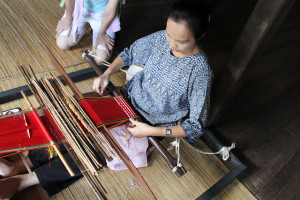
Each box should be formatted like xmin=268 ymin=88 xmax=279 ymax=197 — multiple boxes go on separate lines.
xmin=78 ymin=96 xmax=137 ymax=128
xmin=0 ymin=108 xmax=65 ymax=157
xmin=0 ymin=96 xmax=137 ymax=157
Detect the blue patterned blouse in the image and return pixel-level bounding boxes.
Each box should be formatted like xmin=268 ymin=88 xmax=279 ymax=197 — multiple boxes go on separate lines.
xmin=119 ymin=31 xmax=213 ymax=142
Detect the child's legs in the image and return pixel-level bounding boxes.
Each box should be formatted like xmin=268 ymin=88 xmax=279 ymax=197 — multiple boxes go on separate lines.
xmin=0 ymin=145 xmax=69 ymax=178
xmin=0 ymin=157 xmax=33 ymax=178
xmin=0 ymin=172 xmax=39 ymax=200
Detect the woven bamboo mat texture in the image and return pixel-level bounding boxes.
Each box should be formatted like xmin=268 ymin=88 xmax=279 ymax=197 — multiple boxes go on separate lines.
xmin=1 ymin=0 xmax=255 ymax=199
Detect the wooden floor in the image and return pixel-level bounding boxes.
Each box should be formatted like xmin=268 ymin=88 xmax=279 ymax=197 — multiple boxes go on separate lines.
xmin=207 ymin=0 xmax=300 ymax=200
xmin=0 ymin=0 xmax=256 ymax=200
xmin=1 ymin=0 xmax=299 ymax=199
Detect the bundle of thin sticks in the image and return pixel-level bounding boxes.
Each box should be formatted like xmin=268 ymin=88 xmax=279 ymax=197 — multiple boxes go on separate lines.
xmin=18 ymin=47 xmax=157 ymax=200
xmin=45 ymin=48 xmax=156 ymax=200
xmin=19 ymin=66 xmax=110 ymax=199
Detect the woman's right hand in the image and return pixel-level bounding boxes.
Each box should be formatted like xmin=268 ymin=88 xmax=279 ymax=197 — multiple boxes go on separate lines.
xmin=92 ymin=74 xmax=111 ymax=95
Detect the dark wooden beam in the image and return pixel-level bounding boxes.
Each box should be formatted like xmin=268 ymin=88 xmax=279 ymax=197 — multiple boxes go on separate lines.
xmin=0 ymin=68 xmax=97 ymax=104
xmin=208 ymin=0 xmax=296 ymax=125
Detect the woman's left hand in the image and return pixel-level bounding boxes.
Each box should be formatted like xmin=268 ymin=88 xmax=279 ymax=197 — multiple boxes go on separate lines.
xmin=94 ymin=33 xmax=114 ymax=55
xmin=126 ymin=118 xmax=155 ymax=138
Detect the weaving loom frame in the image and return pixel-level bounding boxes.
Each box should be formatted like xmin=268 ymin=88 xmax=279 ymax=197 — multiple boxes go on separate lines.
xmin=197 ymin=129 xmax=246 ymax=200
xmin=0 ymin=66 xmax=246 ymax=200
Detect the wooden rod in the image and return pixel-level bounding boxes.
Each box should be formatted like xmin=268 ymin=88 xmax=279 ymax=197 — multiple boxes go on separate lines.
xmin=36 ymin=79 xmax=100 ymax=173
xmin=18 ymin=66 xmax=43 ymax=106
xmin=53 ymin=145 xmax=75 ymax=177
xmin=44 ymin=47 xmax=83 ymax=98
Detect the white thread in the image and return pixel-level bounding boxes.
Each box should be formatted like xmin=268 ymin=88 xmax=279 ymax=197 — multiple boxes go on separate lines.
xmin=168 ymin=120 xmax=185 ymax=174
xmin=119 ymin=68 xmax=127 ymax=73
xmin=125 ymin=177 xmax=140 ymax=200
xmin=218 ymin=143 xmax=235 ymax=161
xmin=172 ymin=162 xmax=183 ymax=173
xmin=182 ymin=138 xmax=235 ymax=161
xmin=83 ymin=50 xmax=129 ymax=73
xmin=81 ymin=52 xmax=87 ymax=59
xmin=82 ymin=50 xmax=111 ymax=67
xmin=168 ymin=137 xmax=183 ymax=173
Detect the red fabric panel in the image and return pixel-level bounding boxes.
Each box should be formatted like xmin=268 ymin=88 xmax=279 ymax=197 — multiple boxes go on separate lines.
xmin=0 ymin=96 xmax=136 ymax=156
xmin=78 ymin=96 xmax=137 ymax=128
xmin=0 ymin=109 xmax=65 ymax=155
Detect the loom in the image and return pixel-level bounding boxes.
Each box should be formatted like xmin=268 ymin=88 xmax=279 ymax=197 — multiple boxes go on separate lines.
xmin=0 ymin=47 xmax=188 ymax=200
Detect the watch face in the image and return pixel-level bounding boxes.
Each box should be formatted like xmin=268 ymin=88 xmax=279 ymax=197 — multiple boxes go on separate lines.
xmin=166 ymin=128 xmax=172 ymax=136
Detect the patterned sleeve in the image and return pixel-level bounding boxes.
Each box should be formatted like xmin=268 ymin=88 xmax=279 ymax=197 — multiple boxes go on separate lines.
xmin=180 ymin=62 xmax=213 ymax=142
xmin=119 ymin=31 xmax=162 ymax=66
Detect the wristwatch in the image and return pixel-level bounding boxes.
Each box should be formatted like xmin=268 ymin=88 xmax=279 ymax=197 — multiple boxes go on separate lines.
xmin=165 ymin=126 xmax=172 ymax=137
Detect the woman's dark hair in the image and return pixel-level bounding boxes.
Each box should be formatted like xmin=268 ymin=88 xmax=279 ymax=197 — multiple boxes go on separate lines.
xmin=169 ymin=0 xmax=212 ymax=41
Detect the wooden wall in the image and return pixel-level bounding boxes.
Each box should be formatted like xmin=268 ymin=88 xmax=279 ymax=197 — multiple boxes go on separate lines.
xmin=208 ymin=0 xmax=300 ymax=199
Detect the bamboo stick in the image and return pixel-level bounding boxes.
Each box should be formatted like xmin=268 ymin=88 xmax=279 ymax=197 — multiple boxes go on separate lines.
xmin=33 ymin=79 xmax=100 ymax=174
xmin=52 ymin=74 xmax=117 ymax=161
xmin=47 ymin=48 xmax=156 ymax=200
xmin=44 ymin=47 xmax=82 ymax=98
xmin=29 ymin=78 xmax=108 ymax=199
xmin=48 ymin=77 xmax=110 ymax=166
xmin=18 ymin=66 xmax=43 ymax=106
xmin=43 ymin=78 xmax=99 ymax=159
xmin=20 ymin=90 xmax=75 ymax=176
